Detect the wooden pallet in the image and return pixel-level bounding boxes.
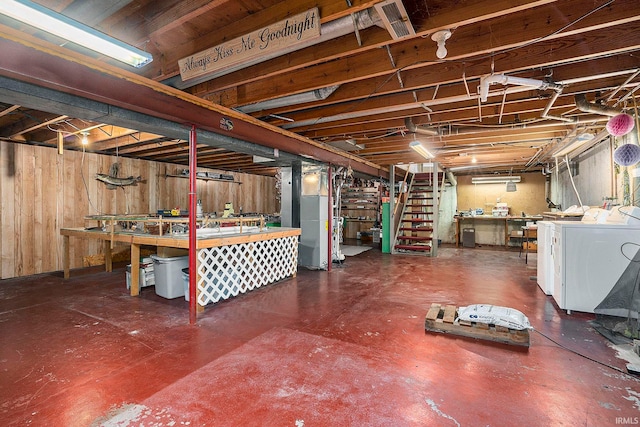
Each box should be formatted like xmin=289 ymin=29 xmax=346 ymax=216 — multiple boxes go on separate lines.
xmin=424 ymin=303 xmax=530 ymax=347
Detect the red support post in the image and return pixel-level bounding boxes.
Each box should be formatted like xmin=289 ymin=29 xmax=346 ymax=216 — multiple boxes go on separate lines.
xmin=189 ymin=125 xmax=197 ymax=325
xmin=328 ymin=165 xmax=332 ymax=272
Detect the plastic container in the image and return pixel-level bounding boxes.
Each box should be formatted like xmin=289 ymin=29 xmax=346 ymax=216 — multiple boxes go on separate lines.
xmin=126 ymin=262 xmax=155 ymax=290
xmin=181 ymin=268 xmax=190 ymax=301
xmin=182 ymin=267 xmax=226 ymax=302
xmin=151 ymin=255 xmax=189 ymax=299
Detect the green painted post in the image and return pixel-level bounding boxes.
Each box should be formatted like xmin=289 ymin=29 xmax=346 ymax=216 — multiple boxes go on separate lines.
xmin=382 ymin=202 xmax=390 ymax=253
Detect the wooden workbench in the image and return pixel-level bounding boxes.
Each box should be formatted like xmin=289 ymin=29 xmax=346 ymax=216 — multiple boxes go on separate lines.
xmin=454 ymin=215 xmax=543 ymax=247
xmin=60 ymin=226 xmax=301 ymax=310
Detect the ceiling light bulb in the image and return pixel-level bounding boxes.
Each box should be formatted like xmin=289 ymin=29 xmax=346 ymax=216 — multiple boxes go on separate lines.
xmin=431 ymin=29 xmax=451 ymax=60
xmin=471 ymin=156 xmax=477 ymax=163
xmin=81 ymin=132 xmax=88 ymax=145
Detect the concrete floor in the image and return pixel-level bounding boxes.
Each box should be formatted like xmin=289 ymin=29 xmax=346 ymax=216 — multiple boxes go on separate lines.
xmin=1 ymin=245 xmax=639 ymax=426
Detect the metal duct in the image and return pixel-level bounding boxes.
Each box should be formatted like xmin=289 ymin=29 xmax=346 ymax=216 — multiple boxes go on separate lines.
xmin=446 ymin=171 xmax=457 ymax=186
xmin=404 ymin=117 xmax=439 ymax=136
xmin=164 ymin=9 xmax=381 ymax=90
xmin=238 ymin=85 xmax=340 ymax=114
xmin=574 ymin=94 xmax=620 ymax=117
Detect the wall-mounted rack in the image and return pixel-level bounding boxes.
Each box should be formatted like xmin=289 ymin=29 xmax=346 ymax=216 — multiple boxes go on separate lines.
xmin=165 ymin=173 xmax=242 ymax=184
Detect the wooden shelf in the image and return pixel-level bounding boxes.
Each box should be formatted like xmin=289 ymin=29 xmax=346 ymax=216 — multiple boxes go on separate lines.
xmin=165 ymin=173 xmax=242 ymax=184
xmin=340 ymin=186 xmax=381 ymax=239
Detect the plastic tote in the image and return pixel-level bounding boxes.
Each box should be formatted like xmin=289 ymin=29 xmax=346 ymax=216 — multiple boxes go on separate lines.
xmin=151 ymin=255 xmax=189 ymax=299
xmin=182 ymin=268 xmax=190 ymax=301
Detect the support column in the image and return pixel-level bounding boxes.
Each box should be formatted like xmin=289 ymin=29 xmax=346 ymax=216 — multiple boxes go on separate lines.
xmin=291 ymin=161 xmax=302 ymax=228
xmin=389 ymin=165 xmax=396 ymax=254
xmin=189 ymin=125 xmax=197 ymax=325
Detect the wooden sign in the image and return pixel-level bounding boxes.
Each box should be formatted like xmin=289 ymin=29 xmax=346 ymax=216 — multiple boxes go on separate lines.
xmin=179 ymin=8 xmax=320 ymax=82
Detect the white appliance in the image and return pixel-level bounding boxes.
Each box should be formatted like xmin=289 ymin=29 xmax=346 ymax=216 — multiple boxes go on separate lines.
xmin=299 ymin=195 xmax=329 ymax=270
xmin=536 ymin=221 xmax=554 ymax=295
xmin=552 ymin=221 xmax=640 ymax=314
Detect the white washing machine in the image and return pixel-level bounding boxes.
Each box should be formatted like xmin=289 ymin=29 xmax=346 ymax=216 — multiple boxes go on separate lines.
xmin=536 ymin=221 xmax=554 ymax=295
xmin=552 ymin=220 xmax=640 ymax=314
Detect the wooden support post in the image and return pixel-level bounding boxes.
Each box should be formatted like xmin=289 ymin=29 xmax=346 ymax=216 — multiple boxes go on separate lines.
xmin=130 ymin=243 xmax=140 ymax=296
xmin=104 ymin=240 xmax=112 ymax=272
xmin=63 ymin=235 xmax=70 ymax=278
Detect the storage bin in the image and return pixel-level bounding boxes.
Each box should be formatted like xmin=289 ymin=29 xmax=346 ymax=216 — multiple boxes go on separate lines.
xmin=462 ymin=228 xmax=475 ymax=248
xmin=181 ymin=267 xmax=227 ymax=302
xmin=151 ymin=255 xmax=189 ymax=299
xmin=182 ymin=268 xmax=190 ymax=301
xmin=126 ymin=262 xmax=155 ymax=290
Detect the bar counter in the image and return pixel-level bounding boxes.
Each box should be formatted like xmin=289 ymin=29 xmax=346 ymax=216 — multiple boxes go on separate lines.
xmin=61 ymin=225 xmax=301 ymax=311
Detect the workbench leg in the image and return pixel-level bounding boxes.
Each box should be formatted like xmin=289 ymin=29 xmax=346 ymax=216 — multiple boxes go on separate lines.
xmin=130 ymin=243 xmax=140 ymax=296
xmin=104 ymin=241 xmax=112 ymax=272
xmin=456 ymin=220 xmax=460 ymax=247
xmin=63 ymin=235 xmax=70 ymax=279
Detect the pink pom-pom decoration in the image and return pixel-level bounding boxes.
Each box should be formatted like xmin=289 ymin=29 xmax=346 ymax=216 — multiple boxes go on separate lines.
xmin=613 ymin=143 xmax=640 ymax=166
xmin=606 ymin=113 xmax=635 ymax=137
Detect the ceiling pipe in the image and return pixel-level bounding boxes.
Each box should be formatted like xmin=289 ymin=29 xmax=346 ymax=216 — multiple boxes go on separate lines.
xmin=541 ymin=89 xmax=576 ymax=123
xmin=164 ymin=9 xmax=382 ymax=90
xmin=404 ymin=117 xmax=439 ymax=136
xmin=478 ymin=73 xmax=562 ymax=103
xmin=574 ymin=93 xmax=620 ymax=117
xmin=284 ymin=84 xmax=560 ymax=129
xmin=446 ymin=170 xmax=457 ymax=186
xmin=238 ymin=85 xmax=339 ymax=114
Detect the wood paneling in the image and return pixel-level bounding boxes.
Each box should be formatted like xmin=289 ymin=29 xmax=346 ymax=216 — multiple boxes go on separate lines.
xmin=456 ymin=173 xmax=547 ymax=217
xmin=0 ymin=141 xmax=278 ymax=279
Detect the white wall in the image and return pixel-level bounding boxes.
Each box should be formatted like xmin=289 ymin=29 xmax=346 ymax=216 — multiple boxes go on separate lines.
xmin=437 ymin=184 xmax=457 ymax=243
xmin=550 ymin=139 xmax=615 ymax=210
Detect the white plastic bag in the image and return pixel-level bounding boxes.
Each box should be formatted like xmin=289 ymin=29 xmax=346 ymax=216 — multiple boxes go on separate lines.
xmin=457 ymin=304 xmax=532 ymax=330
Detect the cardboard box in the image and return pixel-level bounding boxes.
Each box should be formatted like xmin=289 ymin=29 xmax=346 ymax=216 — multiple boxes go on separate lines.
xmin=157 ymin=247 xmax=189 ymax=258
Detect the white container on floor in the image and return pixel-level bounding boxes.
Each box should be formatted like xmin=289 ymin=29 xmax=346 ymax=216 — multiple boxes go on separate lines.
xmin=151 ymin=255 xmax=189 ymax=299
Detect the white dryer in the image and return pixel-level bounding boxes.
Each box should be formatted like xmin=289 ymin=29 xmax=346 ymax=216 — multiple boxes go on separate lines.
xmin=536 ymin=221 xmax=554 ymax=295
xmin=552 ymin=220 xmax=640 ymax=314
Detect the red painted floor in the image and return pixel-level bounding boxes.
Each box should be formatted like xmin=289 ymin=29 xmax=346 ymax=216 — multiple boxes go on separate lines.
xmin=1 ymin=246 xmax=639 ymax=426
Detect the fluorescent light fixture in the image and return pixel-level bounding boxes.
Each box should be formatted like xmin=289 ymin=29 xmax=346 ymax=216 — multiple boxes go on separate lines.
xmin=0 ymin=0 xmax=153 ymax=68
xmin=409 ymin=141 xmax=435 ymax=160
xmin=552 ymin=132 xmax=594 ymax=158
xmin=471 ymin=176 xmax=521 ymax=184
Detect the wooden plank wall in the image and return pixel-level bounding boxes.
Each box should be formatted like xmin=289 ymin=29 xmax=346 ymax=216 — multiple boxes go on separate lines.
xmin=0 ymin=141 xmax=278 ymax=279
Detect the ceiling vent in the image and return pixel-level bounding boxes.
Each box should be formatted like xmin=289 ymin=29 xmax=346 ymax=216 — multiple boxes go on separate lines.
xmin=374 ymin=0 xmax=415 ymax=39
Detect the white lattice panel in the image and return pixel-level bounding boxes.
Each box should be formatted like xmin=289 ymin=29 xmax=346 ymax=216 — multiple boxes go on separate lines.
xmin=195 ymin=235 xmax=298 ymax=306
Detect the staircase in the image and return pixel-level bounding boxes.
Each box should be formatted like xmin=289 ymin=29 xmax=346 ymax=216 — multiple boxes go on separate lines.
xmin=393 ymin=171 xmax=440 ymax=256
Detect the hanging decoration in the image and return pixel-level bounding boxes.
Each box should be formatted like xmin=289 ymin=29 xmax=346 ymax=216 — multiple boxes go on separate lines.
xmin=613 ymin=143 xmax=640 ymax=166
xmin=606 ymin=113 xmax=635 ymax=137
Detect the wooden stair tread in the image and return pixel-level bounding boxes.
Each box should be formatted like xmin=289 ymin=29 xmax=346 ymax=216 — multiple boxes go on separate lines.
xmin=394 ymin=244 xmax=432 ymax=251
xmin=396 ymin=236 xmax=433 ymax=241
xmin=399 ymin=227 xmax=433 ymax=232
